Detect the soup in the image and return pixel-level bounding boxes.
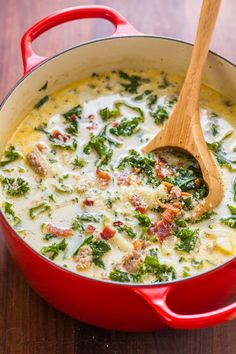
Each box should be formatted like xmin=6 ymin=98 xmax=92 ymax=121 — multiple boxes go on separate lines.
xmin=0 ymin=70 xmax=236 ymax=283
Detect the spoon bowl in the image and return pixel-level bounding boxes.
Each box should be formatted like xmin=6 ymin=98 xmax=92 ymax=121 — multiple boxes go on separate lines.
xmin=142 ymin=0 xmax=223 ymax=219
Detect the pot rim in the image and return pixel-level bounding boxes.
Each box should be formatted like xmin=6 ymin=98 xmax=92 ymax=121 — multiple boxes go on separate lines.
xmin=1 ymin=33 xmax=236 ymax=288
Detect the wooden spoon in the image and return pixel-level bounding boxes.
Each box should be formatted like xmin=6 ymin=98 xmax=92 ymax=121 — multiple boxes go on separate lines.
xmin=142 ymin=0 xmax=223 ymax=219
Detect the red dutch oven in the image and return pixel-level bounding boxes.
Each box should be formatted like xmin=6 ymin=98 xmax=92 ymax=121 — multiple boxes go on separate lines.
xmin=1 ymin=5 xmax=236 ymax=332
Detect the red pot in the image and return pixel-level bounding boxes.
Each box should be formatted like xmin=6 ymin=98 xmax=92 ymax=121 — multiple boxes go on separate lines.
xmin=1 ymin=5 xmax=236 ymax=331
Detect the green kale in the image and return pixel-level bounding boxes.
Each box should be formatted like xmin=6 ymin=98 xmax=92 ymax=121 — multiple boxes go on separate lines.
xmin=39 ymin=81 xmax=48 ymax=91
xmin=221 ymin=204 xmax=236 ymax=228
xmin=29 ymin=201 xmax=51 ymax=219
xmin=233 ymin=178 xmax=236 ymax=202
xmin=109 ymin=116 xmax=142 ymax=136
xmin=49 ymin=132 xmax=77 ymax=151
xmin=83 ymin=135 xmax=113 ymax=167
xmin=63 ymin=105 xmax=82 ymax=135
xmin=173 ymin=166 xmax=207 ymax=196
xmin=158 ymin=73 xmax=170 ymax=89
xmin=2 ymin=201 xmax=21 ymax=226
xmin=34 ymin=95 xmax=49 ymax=109
xmin=135 ymin=211 xmax=151 ymax=227
xmin=71 ymin=157 xmax=87 ymax=169
xmin=143 ymin=251 xmax=176 ymax=282
xmin=174 ymin=226 xmax=199 ymax=253
xmin=41 ymin=239 xmax=67 ymax=260
xmin=147 ymin=94 xmax=158 ymax=109
xmin=99 ymin=107 xmax=120 ymax=121
xmin=188 ymin=211 xmax=217 ymax=224
xmin=209 ymin=113 xmax=219 ymax=136
xmin=132 ymin=90 xmax=152 ymax=101
xmin=117 ymin=225 xmax=136 ymax=239
xmin=0 ymin=146 xmax=23 ymax=167
xmin=152 ymin=105 xmax=169 ymax=125
xmin=109 ymin=269 xmax=143 ymax=283
xmin=71 ymin=213 xmax=101 ymax=230
xmin=83 ymin=125 xmax=120 ymax=167
xmin=43 ymin=233 xmax=56 ymax=241
xmin=73 ymin=236 xmax=111 ymax=269
xmin=207 ymin=140 xmax=235 ymax=171
xmin=117 ymin=149 xmax=158 ymax=187
xmin=90 ymin=239 xmax=111 ymax=268
xmin=1 ymin=177 xmax=30 ymax=197
xmin=119 ymin=70 xmax=150 ymax=94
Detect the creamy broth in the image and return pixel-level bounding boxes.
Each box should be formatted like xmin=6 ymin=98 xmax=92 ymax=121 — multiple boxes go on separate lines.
xmin=1 ymin=70 xmax=236 ymax=283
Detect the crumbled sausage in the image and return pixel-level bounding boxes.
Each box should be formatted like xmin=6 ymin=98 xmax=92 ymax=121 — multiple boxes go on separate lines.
xmin=75 ymin=245 xmax=93 ymax=270
xmin=122 ymin=251 xmax=142 ymax=273
xmin=26 ymin=148 xmax=48 ymax=177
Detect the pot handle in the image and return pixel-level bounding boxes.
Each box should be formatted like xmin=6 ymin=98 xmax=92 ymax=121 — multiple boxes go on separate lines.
xmin=135 ymin=282 xmax=236 ymax=329
xmin=21 ymin=5 xmax=141 ymax=75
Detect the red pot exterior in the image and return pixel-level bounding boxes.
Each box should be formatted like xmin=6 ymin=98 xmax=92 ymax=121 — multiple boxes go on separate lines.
xmin=1 ymin=5 xmax=236 ymax=331
xmin=1 ymin=213 xmax=236 ymax=331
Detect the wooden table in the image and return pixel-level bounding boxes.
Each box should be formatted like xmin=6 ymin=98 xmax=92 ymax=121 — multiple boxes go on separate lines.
xmin=1 ymin=0 xmax=236 ymax=353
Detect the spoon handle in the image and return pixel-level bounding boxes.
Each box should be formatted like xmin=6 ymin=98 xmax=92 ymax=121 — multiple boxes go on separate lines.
xmin=178 ymin=0 xmax=221 ymax=112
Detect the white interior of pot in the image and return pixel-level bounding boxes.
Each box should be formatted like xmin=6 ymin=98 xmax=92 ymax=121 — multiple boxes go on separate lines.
xmin=0 ymin=36 xmax=236 ymax=153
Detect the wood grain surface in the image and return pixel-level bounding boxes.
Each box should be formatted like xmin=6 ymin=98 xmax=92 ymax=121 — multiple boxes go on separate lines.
xmin=1 ymin=1 xmax=236 ymax=353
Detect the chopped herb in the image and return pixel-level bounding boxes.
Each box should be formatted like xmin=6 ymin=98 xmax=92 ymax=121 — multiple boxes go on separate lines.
xmin=35 ymin=95 xmax=49 ymax=109
xmin=63 ymin=105 xmax=82 ymax=135
xmin=0 ymin=146 xmax=23 ymax=167
xmin=41 ymin=238 xmax=67 ymax=260
xmin=29 ymin=201 xmax=51 ymax=219
xmin=119 ymin=70 xmax=150 ymax=93
xmin=2 ymin=201 xmax=21 ymax=226
xmin=152 ymin=105 xmax=169 ymax=125
xmin=117 ymin=225 xmax=136 ymax=239
xmin=39 ymin=81 xmax=48 ymax=91
xmin=109 ymin=269 xmax=143 ymax=283
xmin=0 ymin=176 xmax=30 ymax=197
xmin=135 ymin=211 xmax=151 ymax=227
xmin=72 ymin=157 xmax=87 ymax=169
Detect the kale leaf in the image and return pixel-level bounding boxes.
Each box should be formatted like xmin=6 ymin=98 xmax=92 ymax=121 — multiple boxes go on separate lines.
xmin=119 ymin=71 xmax=150 ymax=94
xmin=29 ymin=201 xmax=51 ymax=219
xmin=0 ymin=146 xmax=23 ymax=167
xmin=3 ymin=201 xmax=21 ymax=226
xmin=109 ymin=269 xmax=143 ymax=283
xmin=63 ymin=105 xmax=82 ymax=135
xmin=1 ymin=176 xmax=30 ymax=197
xmin=41 ymin=239 xmax=67 ymax=260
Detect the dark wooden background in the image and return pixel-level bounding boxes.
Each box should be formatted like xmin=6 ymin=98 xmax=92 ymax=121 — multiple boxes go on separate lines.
xmin=1 ymin=0 xmax=236 ymax=353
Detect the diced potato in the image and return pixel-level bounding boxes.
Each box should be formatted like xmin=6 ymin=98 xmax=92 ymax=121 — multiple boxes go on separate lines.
xmin=215 ymin=236 xmax=233 ymax=255
xmin=109 ymin=233 xmax=133 ymax=252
